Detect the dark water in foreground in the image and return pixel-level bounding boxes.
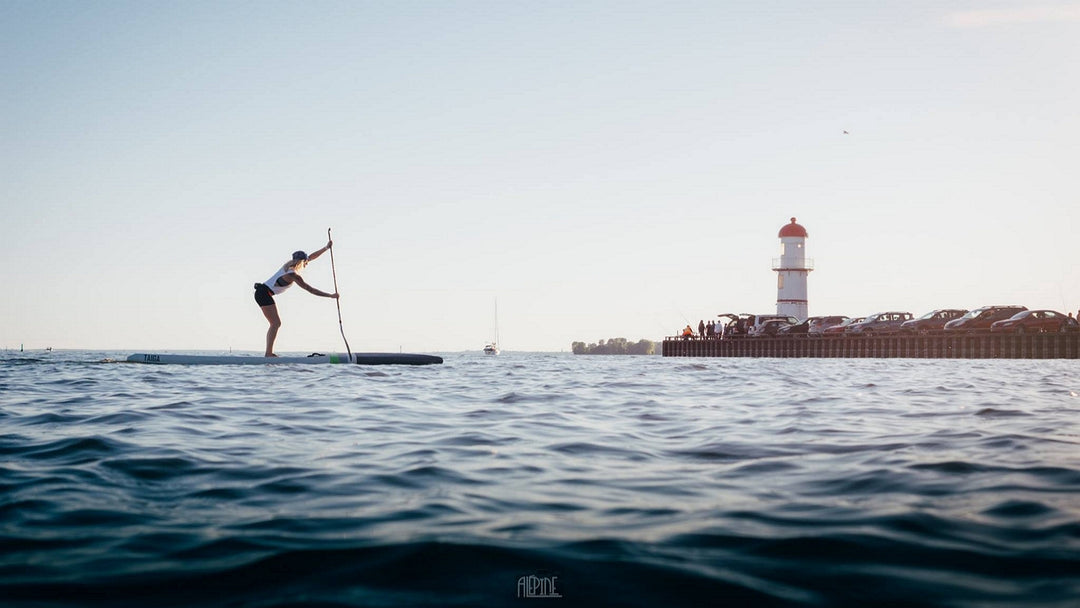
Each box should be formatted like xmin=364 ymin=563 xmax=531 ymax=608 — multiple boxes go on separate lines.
xmin=1 ymin=351 xmax=1078 ymax=607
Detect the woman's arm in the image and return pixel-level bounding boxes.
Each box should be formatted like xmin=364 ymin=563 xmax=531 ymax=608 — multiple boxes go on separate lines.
xmin=307 ymin=239 xmax=333 ymax=261
xmin=292 ymin=275 xmax=338 ymax=298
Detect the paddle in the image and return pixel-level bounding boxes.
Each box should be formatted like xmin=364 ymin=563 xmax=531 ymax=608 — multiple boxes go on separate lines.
xmin=327 ymin=228 xmax=353 ymax=362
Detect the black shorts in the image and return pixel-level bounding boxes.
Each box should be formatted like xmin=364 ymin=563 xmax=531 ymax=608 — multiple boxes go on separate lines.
xmin=253 ymin=283 xmax=275 ymax=307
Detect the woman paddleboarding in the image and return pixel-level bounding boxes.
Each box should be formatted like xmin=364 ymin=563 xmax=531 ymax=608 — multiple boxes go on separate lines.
xmin=254 ymin=239 xmax=338 ymax=357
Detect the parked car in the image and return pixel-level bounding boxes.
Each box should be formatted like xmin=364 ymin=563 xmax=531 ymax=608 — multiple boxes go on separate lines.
xmin=747 ymin=314 xmax=798 ymax=336
xmin=900 ymin=309 xmax=968 ymax=333
xmin=809 ymin=316 xmax=850 ymax=335
xmin=990 ymin=310 xmax=1079 ymax=333
xmin=824 ymin=317 xmax=863 ymax=334
xmin=754 ymin=318 xmax=795 ymax=336
xmin=778 ymin=317 xmax=819 ymax=335
xmin=944 ymin=305 xmax=1028 ymax=332
xmin=845 ymin=312 xmax=913 ymax=334
xmin=716 ymin=313 xmax=755 ymax=336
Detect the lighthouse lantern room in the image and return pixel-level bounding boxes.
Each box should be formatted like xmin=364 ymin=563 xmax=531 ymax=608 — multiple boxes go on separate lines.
xmin=772 ymin=217 xmax=813 ymax=320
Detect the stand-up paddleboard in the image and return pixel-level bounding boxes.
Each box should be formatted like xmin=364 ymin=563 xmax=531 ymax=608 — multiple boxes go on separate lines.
xmin=126 ymin=353 xmax=442 ymax=365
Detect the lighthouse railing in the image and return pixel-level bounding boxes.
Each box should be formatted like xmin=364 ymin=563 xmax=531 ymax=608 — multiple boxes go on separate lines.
xmin=771 ymin=257 xmax=814 ymax=271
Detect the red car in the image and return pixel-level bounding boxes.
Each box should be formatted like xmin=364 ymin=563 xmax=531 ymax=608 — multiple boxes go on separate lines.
xmin=809 ymin=316 xmax=850 ymax=334
xmin=944 ymin=305 xmax=1027 ymax=332
xmin=824 ymin=317 xmax=863 ymax=334
xmin=990 ymin=310 xmax=1079 ymax=333
xmin=900 ymin=309 xmax=968 ymax=332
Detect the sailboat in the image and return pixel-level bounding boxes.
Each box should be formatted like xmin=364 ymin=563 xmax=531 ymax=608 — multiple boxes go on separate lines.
xmin=483 ymin=298 xmax=500 ymax=355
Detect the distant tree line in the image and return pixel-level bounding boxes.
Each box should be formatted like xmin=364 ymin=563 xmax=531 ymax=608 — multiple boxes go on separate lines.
xmin=571 ymin=338 xmax=656 ymax=355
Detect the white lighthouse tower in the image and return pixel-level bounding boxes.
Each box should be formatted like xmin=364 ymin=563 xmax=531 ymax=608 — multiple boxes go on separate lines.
xmin=772 ymin=217 xmax=813 ymax=320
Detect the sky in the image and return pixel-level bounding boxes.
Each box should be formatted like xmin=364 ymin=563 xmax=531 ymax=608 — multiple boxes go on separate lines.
xmin=3 ymin=0 xmax=1079 ymax=353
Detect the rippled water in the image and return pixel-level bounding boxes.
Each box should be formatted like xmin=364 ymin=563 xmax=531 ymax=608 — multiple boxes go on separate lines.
xmin=1 ymin=351 xmax=1078 ymax=607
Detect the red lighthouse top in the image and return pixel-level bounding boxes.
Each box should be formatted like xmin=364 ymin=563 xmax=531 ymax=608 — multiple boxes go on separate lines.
xmin=778 ymin=217 xmax=808 ymax=238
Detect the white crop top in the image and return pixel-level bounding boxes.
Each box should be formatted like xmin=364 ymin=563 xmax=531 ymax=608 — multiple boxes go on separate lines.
xmin=263 ymin=267 xmax=300 ymax=295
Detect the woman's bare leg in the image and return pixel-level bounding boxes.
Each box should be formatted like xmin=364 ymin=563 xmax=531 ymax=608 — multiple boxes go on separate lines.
xmin=261 ymin=304 xmax=282 ymax=357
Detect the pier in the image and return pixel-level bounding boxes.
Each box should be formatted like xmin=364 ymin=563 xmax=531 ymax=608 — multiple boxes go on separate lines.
xmin=662 ymin=332 xmax=1080 ymax=359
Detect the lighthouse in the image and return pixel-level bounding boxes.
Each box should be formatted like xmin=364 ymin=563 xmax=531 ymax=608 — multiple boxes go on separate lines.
xmin=772 ymin=217 xmax=813 ymax=320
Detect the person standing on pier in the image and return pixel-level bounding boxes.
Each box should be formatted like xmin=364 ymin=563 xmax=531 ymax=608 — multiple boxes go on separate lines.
xmin=698 ymin=320 xmax=705 ymax=340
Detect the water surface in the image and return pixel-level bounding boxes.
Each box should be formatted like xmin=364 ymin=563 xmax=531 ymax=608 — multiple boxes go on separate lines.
xmin=1 ymin=351 xmax=1077 ymax=606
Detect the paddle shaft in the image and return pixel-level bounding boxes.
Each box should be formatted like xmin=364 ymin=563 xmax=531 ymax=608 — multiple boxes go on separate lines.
xmin=327 ymin=228 xmax=352 ymax=361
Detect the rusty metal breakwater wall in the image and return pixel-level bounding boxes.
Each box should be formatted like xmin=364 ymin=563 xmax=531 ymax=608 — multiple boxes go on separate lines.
xmin=662 ymin=333 xmax=1080 ymax=359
